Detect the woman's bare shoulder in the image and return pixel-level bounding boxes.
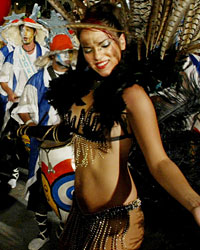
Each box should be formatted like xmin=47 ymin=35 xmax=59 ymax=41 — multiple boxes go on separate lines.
xmin=123 ymin=84 xmax=151 ymax=109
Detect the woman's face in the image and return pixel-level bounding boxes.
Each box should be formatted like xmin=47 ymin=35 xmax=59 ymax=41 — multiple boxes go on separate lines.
xmin=80 ymin=29 xmax=126 ymax=77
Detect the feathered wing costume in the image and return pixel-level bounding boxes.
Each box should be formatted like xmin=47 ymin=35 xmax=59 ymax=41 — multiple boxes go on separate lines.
xmin=46 ymin=0 xmax=200 ymax=248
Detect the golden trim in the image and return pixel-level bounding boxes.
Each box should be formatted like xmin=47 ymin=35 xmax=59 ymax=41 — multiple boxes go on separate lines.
xmin=71 ymin=134 xmax=110 ymax=168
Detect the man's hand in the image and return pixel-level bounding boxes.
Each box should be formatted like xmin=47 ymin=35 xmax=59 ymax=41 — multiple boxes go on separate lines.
xmin=0 ymin=82 xmax=19 ymax=102
xmin=8 ymin=90 xmax=18 ymax=102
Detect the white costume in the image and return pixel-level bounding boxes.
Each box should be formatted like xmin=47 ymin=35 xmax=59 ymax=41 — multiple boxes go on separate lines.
xmin=0 ymin=16 xmax=49 ymax=133
xmin=0 ymin=43 xmax=48 ymax=132
xmin=0 ymin=43 xmax=14 ymax=70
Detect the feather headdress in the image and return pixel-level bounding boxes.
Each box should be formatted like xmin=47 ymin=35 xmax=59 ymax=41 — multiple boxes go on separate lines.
xmin=47 ymin=0 xmax=200 ymax=60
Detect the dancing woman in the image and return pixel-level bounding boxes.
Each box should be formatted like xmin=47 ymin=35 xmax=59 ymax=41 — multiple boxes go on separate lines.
xmin=17 ymin=2 xmax=200 ymax=250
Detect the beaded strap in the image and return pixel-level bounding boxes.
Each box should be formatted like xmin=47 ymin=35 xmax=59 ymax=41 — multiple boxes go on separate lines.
xmin=40 ymin=125 xmax=54 ymax=141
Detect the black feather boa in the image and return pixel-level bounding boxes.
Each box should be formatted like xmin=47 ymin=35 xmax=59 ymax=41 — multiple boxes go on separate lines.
xmin=46 ymin=42 xmax=186 ymax=132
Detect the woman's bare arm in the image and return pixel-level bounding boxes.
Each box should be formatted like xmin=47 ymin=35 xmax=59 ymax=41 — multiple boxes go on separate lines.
xmin=123 ymin=84 xmax=200 ymax=222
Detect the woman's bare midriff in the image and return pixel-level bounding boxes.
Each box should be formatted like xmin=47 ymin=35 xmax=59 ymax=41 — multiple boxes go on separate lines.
xmin=74 ymin=135 xmax=137 ymax=213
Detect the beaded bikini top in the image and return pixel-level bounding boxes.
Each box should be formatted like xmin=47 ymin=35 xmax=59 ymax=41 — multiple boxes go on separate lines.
xmin=64 ymin=107 xmax=132 ymax=141
xmin=64 ymin=107 xmax=133 ymax=168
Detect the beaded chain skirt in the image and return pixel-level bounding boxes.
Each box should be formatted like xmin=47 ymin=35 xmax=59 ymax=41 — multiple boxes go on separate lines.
xmin=59 ymin=194 xmax=141 ymax=250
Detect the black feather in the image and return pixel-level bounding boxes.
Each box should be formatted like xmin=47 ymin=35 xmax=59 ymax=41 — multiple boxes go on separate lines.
xmin=153 ymin=72 xmax=200 ymax=132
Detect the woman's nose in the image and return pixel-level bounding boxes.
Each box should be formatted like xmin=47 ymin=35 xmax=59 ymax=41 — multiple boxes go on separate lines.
xmin=93 ymin=47 xmax=102 ymax=60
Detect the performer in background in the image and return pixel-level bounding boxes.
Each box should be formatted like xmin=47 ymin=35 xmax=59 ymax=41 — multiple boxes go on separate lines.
xmin=0 ymin=13 xmax=25 ymax=130
xmin=0 ymin=15 xmax=48 ymax=189
xmin=12 ymin=31 xmax=78 ymax=250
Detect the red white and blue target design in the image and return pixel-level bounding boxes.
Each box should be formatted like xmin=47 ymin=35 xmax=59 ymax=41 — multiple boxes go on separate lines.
xmin=40 ymin=146 xmax=75 ymax=222
xmin=51 ymin=172 xmax=75 ymax=212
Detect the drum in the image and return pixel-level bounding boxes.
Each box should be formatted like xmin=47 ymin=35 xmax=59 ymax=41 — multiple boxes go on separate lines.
xmin=39 ymin=144 xmax=75 ymax=222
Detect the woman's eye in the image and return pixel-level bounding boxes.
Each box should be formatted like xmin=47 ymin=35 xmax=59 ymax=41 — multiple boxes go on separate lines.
xmin=83 ymin=48 xmax=92 ymax=54
xmin=101 ymin=40 xmax=110 ymax=48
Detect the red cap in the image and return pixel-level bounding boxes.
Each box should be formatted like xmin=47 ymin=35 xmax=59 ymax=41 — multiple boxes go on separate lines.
xmin=50 ymin=34 xmax=73 ymax=51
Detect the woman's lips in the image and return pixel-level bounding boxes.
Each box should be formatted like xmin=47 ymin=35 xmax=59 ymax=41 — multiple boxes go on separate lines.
xmin=96 ymin=60 xmax=109 ymax=69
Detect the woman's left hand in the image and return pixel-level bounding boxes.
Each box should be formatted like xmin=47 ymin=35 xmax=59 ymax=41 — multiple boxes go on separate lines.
xmin=192 ymin=206 xmax=200 ymax=226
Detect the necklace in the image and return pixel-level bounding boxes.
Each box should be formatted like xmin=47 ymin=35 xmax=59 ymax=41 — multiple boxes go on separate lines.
xmin=22 ymin=45 xmax=35 ymax=53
